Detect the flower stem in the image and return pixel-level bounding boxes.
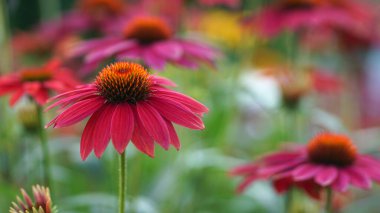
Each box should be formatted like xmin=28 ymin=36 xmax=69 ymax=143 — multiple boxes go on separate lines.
xmin=119 ymin=151 xmax=126 ymax=213
xmin=36 ymin=105 xmax=52 ymax=188
xmin=285 ymin=187 xmax=294 ymax=213
xmin=325 ymin=187 xmax=333 ymax=213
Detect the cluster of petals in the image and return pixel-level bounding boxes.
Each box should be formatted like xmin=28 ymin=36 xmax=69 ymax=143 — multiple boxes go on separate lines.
xmin=46 ymin=62 xmax=208 ymax=160
xmin=0 ymin=59 xmax=79 ymax=106
xmin=70 ymin=16 xmax=219 ymax=74
xmin=10 ymin=185 xmax=54 ymax=213
xmin=230 ymin=136 xmax=380 ymax=198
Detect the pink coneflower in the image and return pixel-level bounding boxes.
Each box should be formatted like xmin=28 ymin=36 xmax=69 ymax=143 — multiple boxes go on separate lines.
xmin=70 ymin=16 xmax=219 ymax=74
xmin=247 ymin=0 xmax=376 ymax=39
xmin=0 ymin=59 xmax=79 ymax=106
xmin=46 ymin=61 xmax=208 ymax=160
xmin=22 ymin=0 xmax=128 ymax=56
xmin=231 ymin=133 xmax=380 ymax=197
xmin=10 ymin=185 xmax=56 ymax=213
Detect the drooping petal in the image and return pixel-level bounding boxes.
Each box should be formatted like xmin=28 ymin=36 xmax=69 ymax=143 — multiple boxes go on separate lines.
xmin=80 ymin=109 xmax=103 ymax=160
xmin=9 ymin=89 xmax=25 ymax=106
xmin=236 ymin=175 xmax=259 ymax=193
xmin=273 ymin=177 xmax=293 ymax=194
xmin=111 ymin=103 xmax=134 ymax=154
xmin=345 ymin=167 xmax=372 ymax=189
xmin=165 ymin=119 xmax=180 ymax=150
xmin=93 ymin=104 xmax=116 ymax=158
xmin=332 ymin=170 xmax=350 ymax=192
xmin=230 ymin=164 xmax=259 ymax=176
xmin=149 ymin=96 xmax=205 ymax=129
xmin=314 ymin=166 xmax=338 ymax=186
xmin=131 ymin=107 xmax=155 ymax=157
xmin=292 ymin=164 xmax=322 ymax=181
xmin=137 ymin=102 xmax=170 ymax=150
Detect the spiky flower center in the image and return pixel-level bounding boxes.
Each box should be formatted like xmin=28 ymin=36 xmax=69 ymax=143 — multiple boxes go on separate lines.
xmin=307 ymin=133 xmax=357 ymax=167
xmin=20 ymin=69 xmax=52 ymax=82
xmin=79 ymin=0 xmax=124 ymax=16
xmin=123 ymin=17 xmax=172 ymax=44
xmin=95 ymin=62 xmax=151 ymax=104
xmin=280 ymin=0 xmax=322 ymax=10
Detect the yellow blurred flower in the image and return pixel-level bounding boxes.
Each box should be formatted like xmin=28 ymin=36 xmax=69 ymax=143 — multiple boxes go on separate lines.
xmin=196 ymin=10 xmax=253 ymax=49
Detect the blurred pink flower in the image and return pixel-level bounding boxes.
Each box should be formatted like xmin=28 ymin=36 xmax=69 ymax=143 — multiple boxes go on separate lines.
xmin=199 ymin=0 xmax=240 ymax=8
xmin=46 ymin=62 xmax=208 ymax=160
xmin=231 ymin=133 xmax=380 ymax=197
xmin=0 ymin=59 xmax=79 ymax=106
xmin=247 ymin=0 xmax=378 ymax=40
xmin=70 ymin=16 xmax=219 ymax=74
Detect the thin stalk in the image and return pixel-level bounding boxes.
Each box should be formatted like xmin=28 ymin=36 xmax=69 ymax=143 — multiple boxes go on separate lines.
xmin=285 ymin=187 xmax=294 ymax=213
xmin=119 ymin=151 xmax=126 ymax=213
xmin=325 ymin=187 xmax=333 ymax=213
xmin=36 ymin=105 xmax=52 ymax=188
xmin=0 ymin=0 xmax=12 ymax=73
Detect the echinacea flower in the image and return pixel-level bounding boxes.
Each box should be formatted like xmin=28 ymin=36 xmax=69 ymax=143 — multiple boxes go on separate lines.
xmin=10 ymin=185 xmax=56 ymax=213
xmin=0 ymin=59 xmax=79 ymax=106
xmin=247 ymin=0 xmax=377 ymax=39
xmin=70 ymin=16 xmax=219 ymax=74
xmin=46 ymin=62 xmax=208 ymax=160
xmin=230 ymin=133 xmax=380 ymax=198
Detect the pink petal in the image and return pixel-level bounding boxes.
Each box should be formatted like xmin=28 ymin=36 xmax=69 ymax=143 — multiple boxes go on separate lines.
xmin=46 ymin=96 xmax=104 ymax=128
xmin=111 ymin=103 xmax=134 ymax=154
xmin=48 ymin=85 xmax=97 ymax=102
xmin=263 ymin=152 xmax=304 ymax=165
xmin=31 ymin=89 xmax=49 ymax=106
xmin=150 ymin=76 xmax=177 ymax=87
xmin=314 ymin=166 xmax=338 ymax=186
xmin=45 ymin=92 xmax=98 ymax=111
xmin=259 ymin=157 xmax=305 ymax=177
xmin=69 ymin=37 xmax=121 ymax=57
xmin=165 ymin=119 xmax=180 ymax=150
xmin=85 ymin=41 xmax=135 ymax=64
xmin=131 ymin=107 xmax=155 ymax=157
xmin=292 ymin=164 xmax=322 ymax=181
xmin=152 ymin=87 xmax=208 ymax=114
xmin=142 ymin=49 xmax=166 ymax=70
xmin=137 ymin=102 xmax=170 ymax=150
xmin=93 ymin=104 xmax=116 ymax=158
xmin=9 ymin=89 xmax=24 ymax=106
xmin=346 ymin=167 xmax=372 ymax=189
xmin=149 ymin=96 xmax=205 ymax=129
xmin=80 ymin=109 xmax=102 ymax=160
xmin=237 ymin=175 xmax=258 ymax=193
xmin=230 ymin=164 xmax=259 ymax=176
xmin=332 ymin=170 xmax=350 ymax=192
xmin=152 ymin=41 xmax=183 ymax=60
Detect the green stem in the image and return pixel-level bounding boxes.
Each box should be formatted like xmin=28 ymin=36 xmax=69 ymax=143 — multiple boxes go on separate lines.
xmin=285 ymin=187 xmax=294 ymax=213
xmin=325 ymin=187 xmax=333 ymax=213
xmin=37 ymin=105 xmax=52 ymax=188
xmin=119 ymin=151 xmax=126 ymax=213
xmin=0 ymin=0 xmax=12 ymax=73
